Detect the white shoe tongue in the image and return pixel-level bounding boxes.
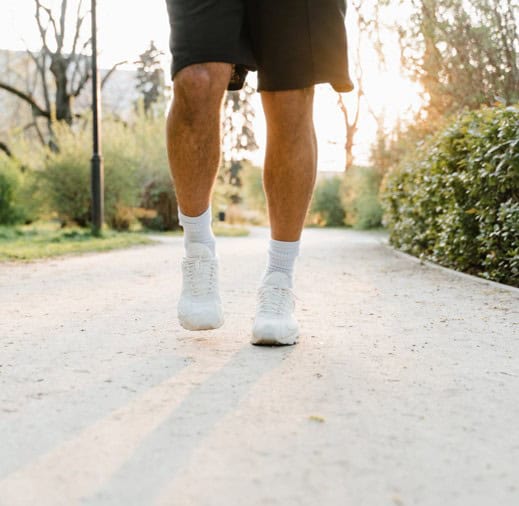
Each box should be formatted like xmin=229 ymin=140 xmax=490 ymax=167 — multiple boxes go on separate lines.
xmin=185 ymin=242 xmax=212 ymax=258
xmin=263 ymin=271 xmax=291 ymax=288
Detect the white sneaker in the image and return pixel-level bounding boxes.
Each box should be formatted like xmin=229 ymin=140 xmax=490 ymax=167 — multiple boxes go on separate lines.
xmin=251 ymin=272 xmax=299 ymax=346
xmin=177 ymin=243 xmax=224 ymax=331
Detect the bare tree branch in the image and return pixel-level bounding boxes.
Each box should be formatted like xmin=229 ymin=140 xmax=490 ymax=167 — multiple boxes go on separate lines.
xmin=80 ymin=37 xmax=91 ymax=53
xmin=22 ymin=121 xmax=46 ymax=145
xmin=37 ymin=1 xmax=60 ymax=51
xmin=69 ymin=44 xmax=89 ymax=88
xmin=101 ymin=60 xmax=128 ymax=89
xmin=70 ymin=17 xmax=85 ymax=58
xmin=69 ymin=35 xmax=92 ymax=91
xmin=58 ymin=0 xmax=68 ymax=52
xmin=70 ymin=0 xmax=85 ymax=58
xmin=335 ymin=2 xmax=367 ymax=171
xmin=0 ymin=82 xmax=50 ymax=118
xmin=337 ymin=94 xmax=349 ymax=126
xmin=72 ymin=63 xmax=91 ymax=97
xmin=25 ymin=47 xmax=44 ymax=74
xmin=25 ymin=48 xmax=52 ymax=115
xmin=34 ymin=1 xmax=50 ymax=52
xmin=0 ymin=141 xmax=13 ymax=158
xmin=351 ymin=36 xmax=364 ymax=131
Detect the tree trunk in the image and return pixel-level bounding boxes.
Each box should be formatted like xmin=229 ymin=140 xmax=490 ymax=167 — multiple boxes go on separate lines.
xmin=345 ymin=131 xmax=355 ymax=171
xmin=50 ymin=55 xmax=73 ymax=124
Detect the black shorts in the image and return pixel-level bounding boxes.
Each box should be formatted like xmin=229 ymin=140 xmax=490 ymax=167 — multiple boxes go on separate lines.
xmin=165 ymin=0 xmax=354 ymax=92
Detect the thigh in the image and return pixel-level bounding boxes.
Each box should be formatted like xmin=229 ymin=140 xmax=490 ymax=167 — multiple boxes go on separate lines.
xmin=247 ymin=0 xmax=354 ymax=92
xmin=166 ymin=0 xmax=256 ymax=89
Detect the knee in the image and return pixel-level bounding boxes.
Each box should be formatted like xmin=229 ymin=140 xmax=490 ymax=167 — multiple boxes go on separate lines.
xmin=173 ymin=63 xmax=230 ymax=116
xmin=263 ymin=87 xmax=315 ymax=130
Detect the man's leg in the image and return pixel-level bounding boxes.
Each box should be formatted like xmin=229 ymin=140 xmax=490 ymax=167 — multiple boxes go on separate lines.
xmin=261 ymin=88 xmax=317 ymax=243
xmin=166 ymin=62 xmax=232 ymax=239
xmin=166 ymin=62 xmax=231 ymax=331
xmin=262 ymin=88 xmax=317 ymax=284
xmin=251 ymin=88 xmax=317 ymax=346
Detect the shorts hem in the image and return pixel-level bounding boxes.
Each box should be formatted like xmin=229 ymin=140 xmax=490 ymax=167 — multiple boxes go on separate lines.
xmin=258 ymin=75 xmax=354 ymax=93
xmin=171 ymin=56 xmax=257 ymax=90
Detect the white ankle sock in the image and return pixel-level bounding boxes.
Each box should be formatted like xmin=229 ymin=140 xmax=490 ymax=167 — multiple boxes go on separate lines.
xmin=178 ymin=206 xmax=216 ymax=256
xmin=264 ymin=239 xmax=300 ymax=287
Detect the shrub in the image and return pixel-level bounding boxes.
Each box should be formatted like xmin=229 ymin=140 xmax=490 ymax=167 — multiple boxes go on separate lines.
xmin=130 ymin=113 xmax=181 ymax=230
xmin=383 ymin=105 xmax=519 ymax=287
xmin=0 ymin=155 xmax=40 ymax=225
xmin=0 ymin=156 xmax=22 ymax=225
xmin=310 ymin=176 xmax=345 ymax=227
xmin=41 ymin=122 xmax=141 ymax=229
xmin=40 ymin=128 xmax=91 ymax=226
xmin=103 ymin=122 xmax=142 ymax=230
xmin=341 ymin=166 xmax=384 ymax=229
xmin=139 ymin=173 xmax=179 ymax=230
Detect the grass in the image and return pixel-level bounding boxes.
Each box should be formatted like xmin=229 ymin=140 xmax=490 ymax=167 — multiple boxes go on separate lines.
xmin=0 ymin=221 xmax=249 ymax=262
xmin=0 ymin=223 xmax=153 ymax=261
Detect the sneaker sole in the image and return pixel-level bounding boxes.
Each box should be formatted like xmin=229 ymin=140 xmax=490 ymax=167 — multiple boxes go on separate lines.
xmin=180 ymin=322 xmax=223 ymax=331
xmin=179 ymin=318 xmax=224 ymax=331
xmin=250 ymin=330 xmax=299 ymax=346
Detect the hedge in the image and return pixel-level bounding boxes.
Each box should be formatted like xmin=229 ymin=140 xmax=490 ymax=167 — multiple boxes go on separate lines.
xmin=383 ymin=105 xmax=519 ymax=287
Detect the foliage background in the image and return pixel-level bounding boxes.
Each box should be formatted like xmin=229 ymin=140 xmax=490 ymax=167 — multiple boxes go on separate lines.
xmin=383 ymin=105 xmax=519 ymax=287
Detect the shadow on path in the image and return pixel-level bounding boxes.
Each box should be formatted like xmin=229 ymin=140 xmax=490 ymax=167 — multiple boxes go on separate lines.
xmin=83 ymin=343 xmax=293 ymax=505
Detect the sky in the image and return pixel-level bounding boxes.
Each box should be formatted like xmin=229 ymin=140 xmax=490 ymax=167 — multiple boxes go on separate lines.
xmin=0 ymin=0 xmax=423 ymax=170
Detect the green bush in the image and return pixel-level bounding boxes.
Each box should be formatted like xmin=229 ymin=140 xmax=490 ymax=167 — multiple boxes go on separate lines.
xmin=4 ymin=110 xmax=176 ymax=230
xmin=341 ymin=167 xmax=384 ymax=229
xmin=41 ymin=122 xmax=141 ymax=229
xmin=310 ymin=176 xmax=345 ymax=227
xmin=383 ymin=105 xmax=519 ymax=287
xmin=102 ymin=122 xmax=142 ymax=230
xmin=0 ymin=155 xmax=40 ymax=225
xmin=40 ymin=128 xmax=91 ymax=226
xmin=0 ymin=156 xmax=22 ymax=225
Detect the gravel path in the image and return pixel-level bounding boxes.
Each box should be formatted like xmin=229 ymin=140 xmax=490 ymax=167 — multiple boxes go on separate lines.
xmin=0 ymin=227 xmax=518 ymax=506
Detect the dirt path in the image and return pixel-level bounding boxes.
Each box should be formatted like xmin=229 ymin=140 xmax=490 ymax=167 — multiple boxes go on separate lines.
xmin=1 ymin=227 xmax=518 ymax=506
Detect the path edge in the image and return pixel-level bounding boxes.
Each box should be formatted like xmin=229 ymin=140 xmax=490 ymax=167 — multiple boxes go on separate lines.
xmin=377 ymin=237 xmax=519 ymax=295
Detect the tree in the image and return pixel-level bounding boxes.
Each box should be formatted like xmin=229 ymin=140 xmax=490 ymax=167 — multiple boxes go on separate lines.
xmin=337 ymin=75 xmax=362 ymax=171
xmin=337 ymin=0 xmax=386 ymax=171
xmin=365 ymin=0 xmax=518 ymax=174
xmin=397 ymin=0 xmax=518 ymax=120
xmin=0 ymin=1 xmax=91 ymax=145
xmin=134 ymin=41 xmax=165 ymax=117
xmin=0 ymin=0 xmax=124 ymax=151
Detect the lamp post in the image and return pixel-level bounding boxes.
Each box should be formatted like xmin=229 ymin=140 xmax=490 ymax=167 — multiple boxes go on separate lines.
xmin=90 ymin=0 xmax=104 ymax=235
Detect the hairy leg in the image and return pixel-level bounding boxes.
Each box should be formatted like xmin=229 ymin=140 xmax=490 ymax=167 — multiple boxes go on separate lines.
xmin=166 ymin=63 xmax=232 ymax=216
xmin=261 ymin=88 xmax=317 ymax=241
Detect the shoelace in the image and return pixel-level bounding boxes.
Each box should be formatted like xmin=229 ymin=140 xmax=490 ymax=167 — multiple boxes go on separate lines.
xmin=257 ymin=286 xmax=294 ymax=315
xmin=183 ymin=257 xmax=217 ymax=297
